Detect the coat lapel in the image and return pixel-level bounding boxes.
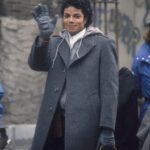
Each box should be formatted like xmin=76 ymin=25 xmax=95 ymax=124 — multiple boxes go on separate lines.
xmin=58 ymin=40 xmax=70 ymax=67
xmin=70 ymin=37 xmax=96 ymax=66
xmin=58 ymin=36 xmax=96 ymax=67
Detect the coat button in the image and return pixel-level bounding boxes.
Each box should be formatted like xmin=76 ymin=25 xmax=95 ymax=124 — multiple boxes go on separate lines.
xmin=49 ymin=106 xmax=53 ymax=112
xmin=54 ymin=87 xmax=59 ymax=92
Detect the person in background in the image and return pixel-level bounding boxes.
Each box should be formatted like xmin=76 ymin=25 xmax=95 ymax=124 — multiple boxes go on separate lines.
xmin=28 ymin=0 xmax=118 ymax=150
xmin=115 ymin=67 xmax=139 ymax=150
xmin=0 ymin=83 xmax=8 ymax=150
xmin=131 ymin=23 xmax=150 ymax=150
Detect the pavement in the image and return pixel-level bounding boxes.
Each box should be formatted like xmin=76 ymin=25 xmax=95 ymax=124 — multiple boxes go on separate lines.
xmin=4 ymin=124 xmax=35 ymax=150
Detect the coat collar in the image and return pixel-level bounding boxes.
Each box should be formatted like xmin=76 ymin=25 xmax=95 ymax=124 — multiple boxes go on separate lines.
xmin=53 ymin=26 xmax=103 ymax=68
xmin=58 ymin=35 xmax=96 ymax=67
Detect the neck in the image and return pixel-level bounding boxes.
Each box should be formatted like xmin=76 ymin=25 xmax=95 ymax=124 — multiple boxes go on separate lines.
xmin=69 ymin=28 xmax=86 ymax=36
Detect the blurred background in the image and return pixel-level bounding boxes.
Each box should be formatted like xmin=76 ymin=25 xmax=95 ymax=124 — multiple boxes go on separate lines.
xmin=0 ymin=0 xmax=149 ymax=149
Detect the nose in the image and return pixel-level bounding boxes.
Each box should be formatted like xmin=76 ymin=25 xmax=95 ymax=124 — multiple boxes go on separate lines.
xmin=68 ymin=16 xmax=74 ymax=22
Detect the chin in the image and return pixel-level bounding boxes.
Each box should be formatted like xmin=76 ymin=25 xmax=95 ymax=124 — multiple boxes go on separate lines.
xmin=69 ymin=30 xmax=80 ymax=35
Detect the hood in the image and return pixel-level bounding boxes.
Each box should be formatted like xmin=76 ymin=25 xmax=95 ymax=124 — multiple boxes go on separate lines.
xmin=84 ymin=26 xmax=104 ymax=37
xmin=59 ymin=26 xmax=104 ymax=39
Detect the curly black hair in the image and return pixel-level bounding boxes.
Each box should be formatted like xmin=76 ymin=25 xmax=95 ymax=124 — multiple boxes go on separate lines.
xmin=61 ymin=0 xmax=93 ymax=27
xmin=143 ymin=26 xmax=150 ymax=44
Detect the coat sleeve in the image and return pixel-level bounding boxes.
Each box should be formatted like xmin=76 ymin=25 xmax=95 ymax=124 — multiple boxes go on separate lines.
xmin=99 ymin=38 xmax=118 ymax=130
xmin=28 ymin=36 xmax=50 ymax=71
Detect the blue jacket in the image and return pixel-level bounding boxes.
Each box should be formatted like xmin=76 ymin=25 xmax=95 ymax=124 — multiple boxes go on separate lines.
xmin=131 ymin=43 xmax=150 ymax=98
xmin=0 ymin=103 xmax=5 ymax=128
xmin=0 ymin=104 xmax=4 ymax=116
xmin=0 ymin=83 xmax=5 ymax=101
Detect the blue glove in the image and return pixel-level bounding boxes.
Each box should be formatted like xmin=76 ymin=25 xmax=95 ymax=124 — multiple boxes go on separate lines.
xmin=32 ymin=3 xmax=57 ymax=39
xmin=97 ymin=128 xmax=116 ymax=150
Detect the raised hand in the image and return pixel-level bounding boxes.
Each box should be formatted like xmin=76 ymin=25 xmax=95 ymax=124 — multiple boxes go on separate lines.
xmin=32 ymin=3 xmax=57 ymax=39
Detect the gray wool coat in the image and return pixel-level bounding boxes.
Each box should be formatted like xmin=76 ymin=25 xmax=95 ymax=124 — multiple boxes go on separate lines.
xmin=28 ymin=30 xmax=118 ymax=150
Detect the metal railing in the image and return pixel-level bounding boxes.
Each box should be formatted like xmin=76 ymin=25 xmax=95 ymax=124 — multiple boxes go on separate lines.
xmin=92 ymin=0 xmax=119 ymax=53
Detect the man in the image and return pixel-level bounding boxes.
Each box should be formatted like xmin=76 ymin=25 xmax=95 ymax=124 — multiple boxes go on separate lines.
xmin=28 ymin=0 xmax=118 ymax=150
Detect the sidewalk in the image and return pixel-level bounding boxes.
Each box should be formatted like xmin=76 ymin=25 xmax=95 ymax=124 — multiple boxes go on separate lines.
xmin=4 ymin=124 xmax=35 ymax=150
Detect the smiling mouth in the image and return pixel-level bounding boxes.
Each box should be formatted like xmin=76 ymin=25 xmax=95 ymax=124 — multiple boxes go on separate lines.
xmin=67 ymin=25 xmax=76 ymax=26
xmin=67 ymin=25 xmax=77 ymax=29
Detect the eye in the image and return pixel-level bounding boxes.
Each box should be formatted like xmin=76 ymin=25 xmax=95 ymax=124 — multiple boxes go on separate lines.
xmin=64 ymin=14 xmax=70 ymax=19
xmin=74 ymin=14 xmax=81 ymax=19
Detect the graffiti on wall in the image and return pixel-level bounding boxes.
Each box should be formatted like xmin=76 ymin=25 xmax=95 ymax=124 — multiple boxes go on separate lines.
xmin=108 ymin=9 xmax=141 ymax=56
xmin=94 ymin=0 xmax=149 ymax=56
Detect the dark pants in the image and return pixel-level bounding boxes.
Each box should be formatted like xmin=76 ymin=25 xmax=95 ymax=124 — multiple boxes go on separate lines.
xmin=44 ymin=107 xmax=65 ymax=150
xmin=44 ymin=137 xmax=64 ymax=150
xmin=0 ymin=128 xmax=8 ymax=150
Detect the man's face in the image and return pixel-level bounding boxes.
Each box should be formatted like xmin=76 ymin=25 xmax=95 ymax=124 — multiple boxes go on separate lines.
xmin=63 ymin=6 xmax=87 ymax=35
